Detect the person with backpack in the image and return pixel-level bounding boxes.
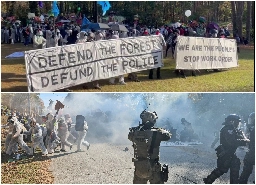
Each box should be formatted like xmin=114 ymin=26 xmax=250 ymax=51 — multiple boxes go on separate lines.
xmin=75 ymin=115 xmax=90 ymax=152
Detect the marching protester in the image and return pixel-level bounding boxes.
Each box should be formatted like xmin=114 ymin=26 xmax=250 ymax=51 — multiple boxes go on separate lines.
xmin=57 ymin=117 xmax=73 ymax=152
xmin=45 ymin=113 xmax=59 ymax=154
xmin=6 ymin=117 xmax=32 ymax=158
xmin=75 ymin=115 xmax=90 ymax=152
xmin=23 ymin=118 xmax=48 ymax=156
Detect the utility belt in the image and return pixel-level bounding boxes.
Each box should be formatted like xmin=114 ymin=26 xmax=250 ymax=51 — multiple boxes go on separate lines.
xmin=215 ymin=144 xmax=235 ymax=158
xmin=132 ymin=158 xmax=168 ymax=182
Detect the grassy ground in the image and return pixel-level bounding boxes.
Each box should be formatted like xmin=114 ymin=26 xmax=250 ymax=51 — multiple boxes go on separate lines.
xmin=1 ymin=43 xmax=254 ymax=92
xmin=1 ymin=115 xmax=54 ymax=184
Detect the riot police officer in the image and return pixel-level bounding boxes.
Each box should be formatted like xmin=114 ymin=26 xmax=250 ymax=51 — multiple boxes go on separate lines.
xmin=128 ymin=110 xmax=171 ymax=184
xmin=239 ymin=112 xmax=255 ymax=183
xmin=203 ymin=114 xmax=249 ymax=184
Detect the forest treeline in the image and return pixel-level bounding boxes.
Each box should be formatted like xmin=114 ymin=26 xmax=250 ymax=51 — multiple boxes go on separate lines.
xmin=1 ymin=1 xmax=254 ymax=40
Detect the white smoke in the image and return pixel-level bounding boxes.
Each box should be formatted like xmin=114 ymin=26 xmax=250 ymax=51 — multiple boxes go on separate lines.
xmin=39 ymin=93 xmax=254 ymax=146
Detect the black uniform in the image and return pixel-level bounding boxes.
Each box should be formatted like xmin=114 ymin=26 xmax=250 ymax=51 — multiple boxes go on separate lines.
xmin=239 ymin=125 xmax=255 ymax=183
xmin=204 ymin=123 xmax=249 ymax=184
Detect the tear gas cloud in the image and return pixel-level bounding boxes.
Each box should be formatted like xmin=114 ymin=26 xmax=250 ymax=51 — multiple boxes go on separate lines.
xmin=43 ymin=93 xmax=254 ymax=145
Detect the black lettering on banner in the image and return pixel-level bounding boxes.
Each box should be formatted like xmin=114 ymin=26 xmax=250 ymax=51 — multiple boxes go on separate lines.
xmin=70 ymin=70 xmax=77 ymax=80
xmin=184 ymin=56 xmax=199 ymax=62
xmin=39 ymin=57 xmax=47 ymax=68
xmin=120 ymin=44 xmax=126 ymax=54
xmin=51 ymin=74 xmax=58 ymax=85
xmin=111 ymin=46 xmax=116 ymax=54
xmin=192 ymin=45 xmax=202 ymax=51
xmin=49 ymin=55 xmax=57 ymax=67
xmin=150 ymin=39 xmax=157 ymax=48
xmin=127 ymin=43 xmax=133 ymax=54
xmin=153 ymin=55 xmax=158 ymax=64
xmin=101 ymin=63 xmax=117 ymax=72
xmin=145 ymin=42 xmax=151 ymax=50
xmin=133 ymin=43 xmax=140 ymax=54
xmin=68 ymin=52 xmax=76 ymax=63
xmin=77 ymin=50 xmax=86 ymax=61
xmin=179 ymin=45 xmax=189 ymax=51
xmin=129 ymin=59 xmax=135 ymax=67
xmin=122 ymin=61 xmax=128 ymax=70
xmin=41 ymin=77 xmax=49 ymax=88
xmin=60 ymin=72 xmax=68 ymax=83
xmin=86 ymin=49 xmax=92 ymax=60
xmin=79 ymin=67 xmax=93 ymax=78
xmin=58 ymin=53 xmax=66 ymax=65
xmin=142 ymin=57 xmax=147 ymax=67
xmin=140 ymin=42 xmax=146 ymax=52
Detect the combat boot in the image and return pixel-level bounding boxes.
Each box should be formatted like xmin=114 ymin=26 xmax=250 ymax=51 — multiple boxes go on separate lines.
xmin=203 ymin=169 xmax=223 ymax=184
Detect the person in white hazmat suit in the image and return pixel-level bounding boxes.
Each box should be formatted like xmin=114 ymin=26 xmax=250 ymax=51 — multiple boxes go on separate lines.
xmin=75 ymin=115 xmax=90 ymax=152
xmin=33 ymin=30 xmax=46 ymax=49
xmin=57 ymin=117 xmax=73 ymax=152
xmin=23 ymin=118 xmax=48 ymax=155
xmin=4 ymin=116 xmax=18 ymax=155
xmin=6 ymin=117 xmax=32 ymax=157
xmin=45 ymin=113 xmax=59 ymax=154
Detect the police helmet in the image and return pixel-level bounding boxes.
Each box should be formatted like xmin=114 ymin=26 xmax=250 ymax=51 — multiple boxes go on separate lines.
xmin=248 ymin=112 xmax=255 ymax=126
xmin=181 ymin=118 xmax=186 ymax=123
xmin=224 ymin=114 xmax=241 ymax=126
xmin=140 ymin=110 xmax=158 ymax=125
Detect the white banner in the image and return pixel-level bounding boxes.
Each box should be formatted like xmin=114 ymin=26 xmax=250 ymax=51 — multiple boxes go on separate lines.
xmin=175 ymin=36 xmax=238 ymax=70
xmin=25 ymin=35 xmax=164 ymax=92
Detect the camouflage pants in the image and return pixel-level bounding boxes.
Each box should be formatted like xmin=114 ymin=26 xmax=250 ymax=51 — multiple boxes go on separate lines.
xmin=133 ymin=160 xmax=164 ymax=184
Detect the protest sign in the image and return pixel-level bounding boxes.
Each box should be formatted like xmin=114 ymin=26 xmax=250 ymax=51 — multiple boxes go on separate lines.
xmin=175 ymin=36 xmax=238 ymax=69
xmin=25 ymin=35 xmax=164 ymax=92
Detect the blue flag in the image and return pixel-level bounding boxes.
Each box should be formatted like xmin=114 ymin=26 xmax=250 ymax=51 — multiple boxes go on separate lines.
xmin=52 ymin=1 xmax=60 ymax=17
xmin=97 ymin=1 xmax=111 ymax=16
xmin=38 ymin=1 xmax=43 ymax=9
xmin=82 ymin=15 xmax=91 ymax=26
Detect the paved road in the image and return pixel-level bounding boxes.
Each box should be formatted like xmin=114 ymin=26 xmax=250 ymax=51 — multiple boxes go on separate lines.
xmin=48 ymin=141 xmax=255 ymax=184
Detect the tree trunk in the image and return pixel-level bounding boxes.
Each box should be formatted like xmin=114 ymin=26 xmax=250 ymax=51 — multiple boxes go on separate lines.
xmin=231 ymin=1 xmax=237 ymax=37
xmin=252 ymin=1 xmax=255 ymax=29
xmin=236 ymin=1 xmax=244 ymax=37
xmin=59 ymin=1 xmax=64 ymax=14
xmin=29 ymin=1 xmax=39 ymax=15
xmin=246 ymin=1 xmax=251 ymax=42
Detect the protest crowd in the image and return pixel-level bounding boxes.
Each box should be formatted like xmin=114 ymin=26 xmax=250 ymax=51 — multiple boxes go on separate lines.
xmin=1 ymin=102 xmax=90 ymax=160
xmin=1 ymin=3 xmax=247 ymax=90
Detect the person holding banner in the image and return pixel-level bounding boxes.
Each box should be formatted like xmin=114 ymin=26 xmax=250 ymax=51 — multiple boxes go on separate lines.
xmin=149 ymin=29 xmax=166 ymax=79
xmin=79 ymin=31 xmax=102 ymax=90
xmin=109 ymin=31 xmax=126 ymax=85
